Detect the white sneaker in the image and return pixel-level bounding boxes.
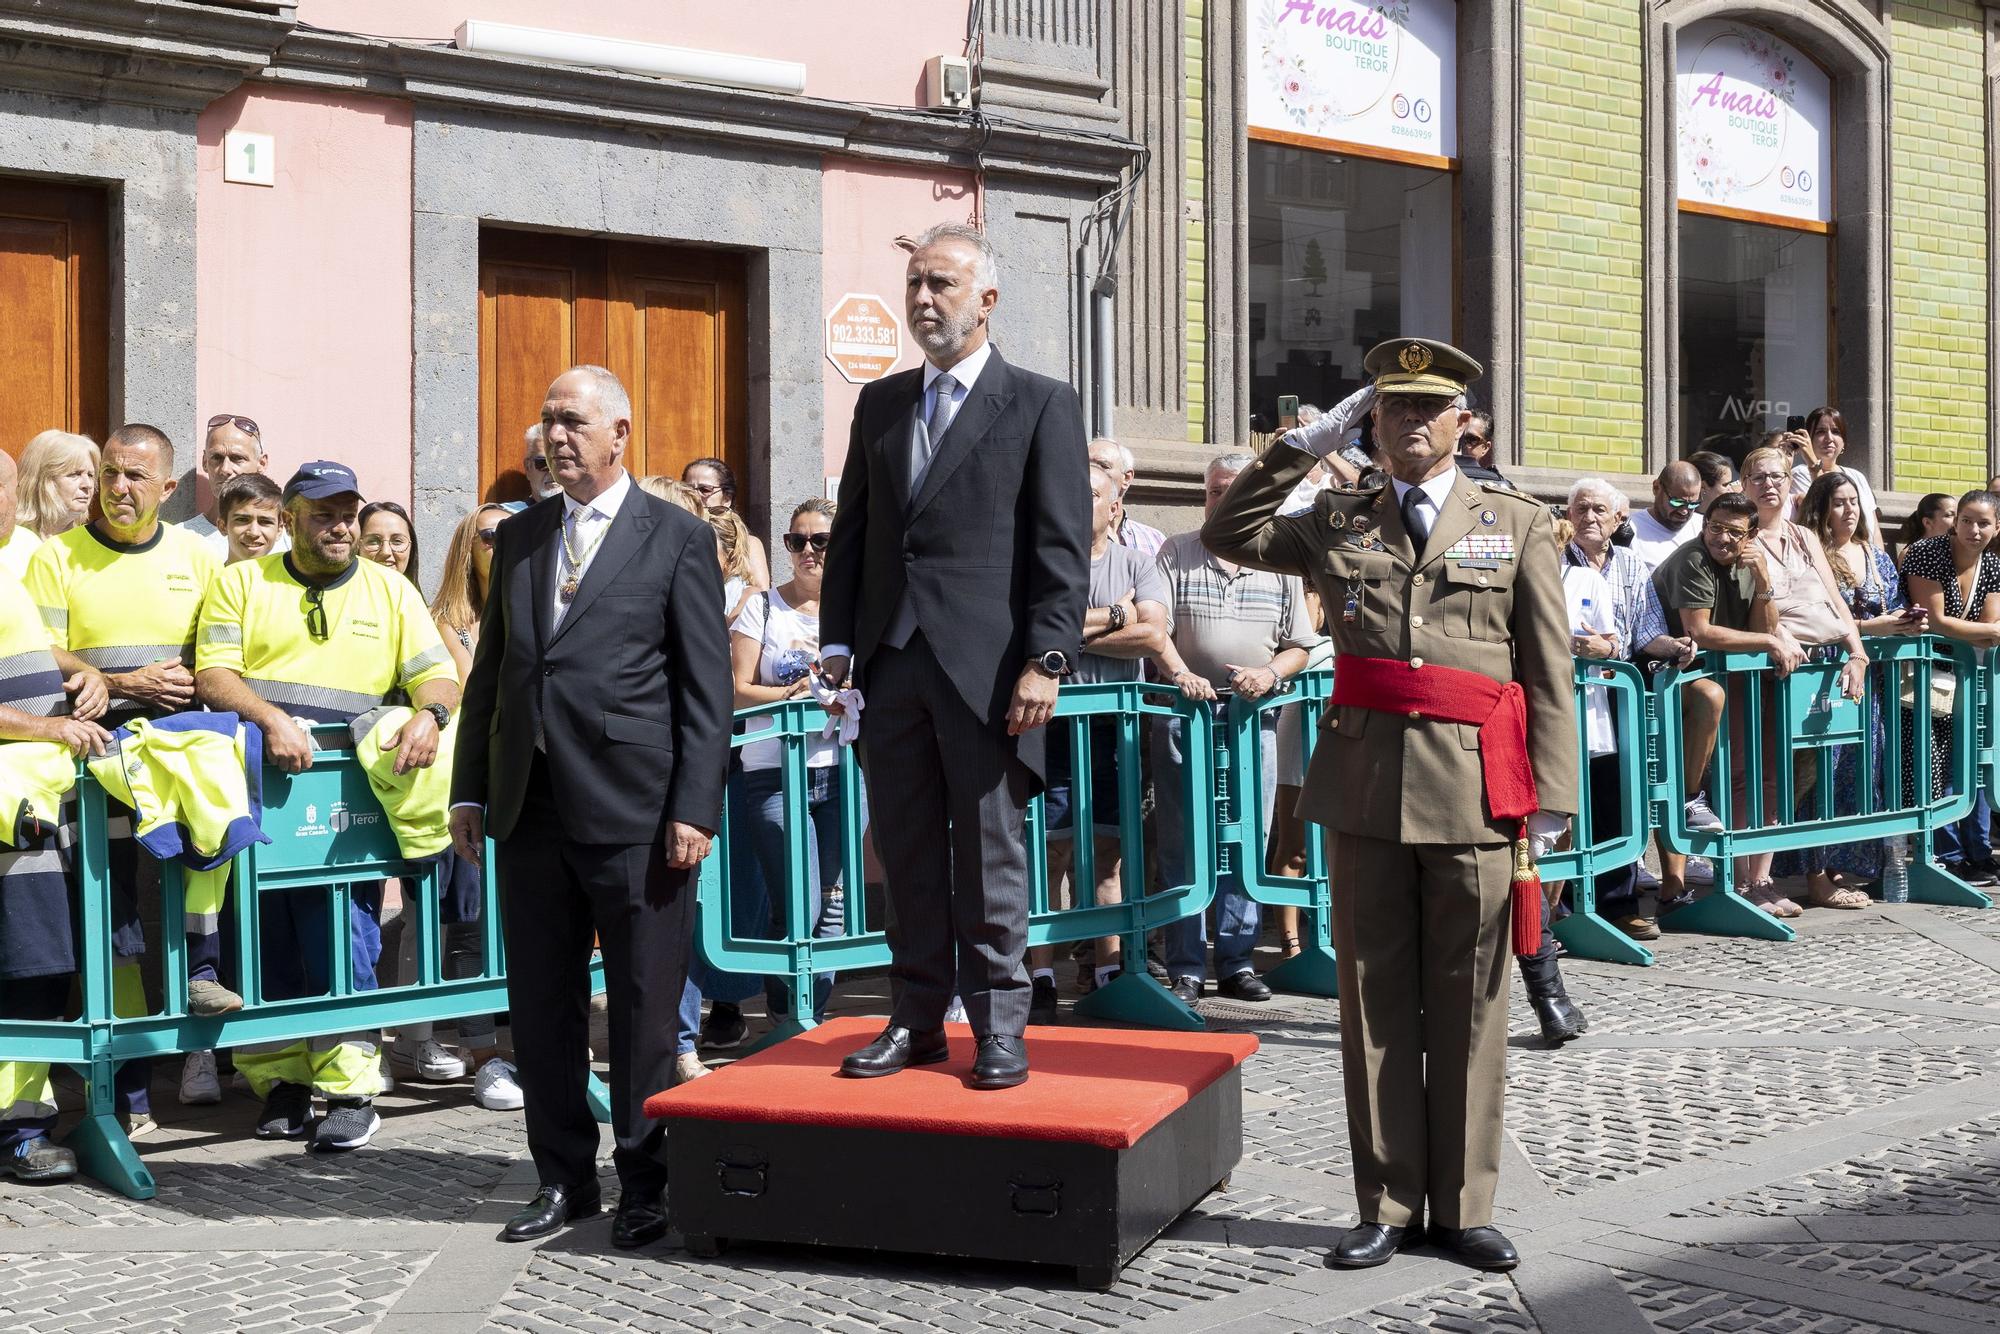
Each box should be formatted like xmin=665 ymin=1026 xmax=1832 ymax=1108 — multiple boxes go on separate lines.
xmin=389 ymin=1036 xmax=467 ymax=1081
xmin=943 ymin=995 xmax=969 ymax=1025
xmin=179 ymin=1050 xmax=222 ymax=1105
xmin=1685 ymin=856 xmax=1716 ymax=885
xmin=472 ymin=1058 xmax=525 ymax=1111
xmin=377 ymin=1053 xmax=395 ymax=1095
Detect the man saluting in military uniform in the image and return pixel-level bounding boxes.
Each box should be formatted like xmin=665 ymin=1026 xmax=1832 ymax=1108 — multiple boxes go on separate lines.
xmin=1203 ymin=339 xmax=1577 ymax=1273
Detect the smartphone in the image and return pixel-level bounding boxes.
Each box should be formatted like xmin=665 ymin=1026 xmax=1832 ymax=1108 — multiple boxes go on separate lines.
xmin=1277 ymin=394 xmax=1300 ymax=430
xmin=1786 ymin=414 xmax=1807 ymax=433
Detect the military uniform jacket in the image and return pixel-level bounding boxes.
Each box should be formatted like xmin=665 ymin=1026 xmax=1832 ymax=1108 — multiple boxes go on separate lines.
xmin=1202 ymin=444 xmax=1578 ymax=846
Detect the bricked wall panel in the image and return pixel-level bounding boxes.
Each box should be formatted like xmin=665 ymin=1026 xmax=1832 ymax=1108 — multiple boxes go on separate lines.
xmin=1521 ymin=0 xmax=1648 ymax=473
xmin=1890 ymin=0 xmax=1989 ymax=492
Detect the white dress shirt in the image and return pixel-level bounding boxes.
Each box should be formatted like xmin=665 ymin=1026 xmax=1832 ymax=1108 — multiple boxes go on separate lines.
xmin=552 ymin=470 xmax=632 ymax=630
xmin=1389 ymin=467 xmax=1460 ymax=539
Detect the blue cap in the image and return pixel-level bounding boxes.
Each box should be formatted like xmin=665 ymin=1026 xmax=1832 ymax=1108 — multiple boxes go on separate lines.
xmin=282 ymin=461 xmax=362 ymax=503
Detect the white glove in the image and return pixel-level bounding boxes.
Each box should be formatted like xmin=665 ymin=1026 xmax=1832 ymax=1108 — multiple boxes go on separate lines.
xmin=808 ymin=673 xmax=865 ymax=747
xmin=1526 ymin=810 xmax=1570 ymax=859
xmin=1285 ymin=383 xmax=1376 ymax=460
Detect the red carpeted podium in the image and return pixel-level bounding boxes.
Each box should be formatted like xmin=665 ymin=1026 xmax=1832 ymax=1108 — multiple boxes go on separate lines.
xmin=645 ymin=1017 xmax=1257 ymax=1289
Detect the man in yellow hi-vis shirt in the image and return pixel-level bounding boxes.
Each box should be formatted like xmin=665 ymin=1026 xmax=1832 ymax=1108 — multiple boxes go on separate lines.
xmin=197 ymin=461 xmax=458 ymax=1153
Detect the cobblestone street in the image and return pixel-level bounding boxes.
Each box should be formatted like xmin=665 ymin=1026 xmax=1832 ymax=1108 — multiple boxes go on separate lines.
xmin=6 ymin=902 xmax=2000 ymax=1333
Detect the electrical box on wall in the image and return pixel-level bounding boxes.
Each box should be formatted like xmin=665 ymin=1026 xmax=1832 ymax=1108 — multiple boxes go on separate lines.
xmin=924 ymin=55 xmax=971 ymax=109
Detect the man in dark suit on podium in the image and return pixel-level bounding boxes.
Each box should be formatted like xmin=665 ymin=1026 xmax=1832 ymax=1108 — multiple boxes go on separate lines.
xmin=820 ymin=222 xmax=1090 ymax=1090
xmin=449 ymin=365 xmax=732 ymax=1248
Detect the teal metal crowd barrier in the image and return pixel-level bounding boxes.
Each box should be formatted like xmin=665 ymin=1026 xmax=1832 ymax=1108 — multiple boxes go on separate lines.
xmin=1651 ymin=635 xmax=1993 ymax=941
xmin=697 ymin=683 xmax=1221 ymax=1040
xmin=1220 ymin=673 xmax=1338 ymax=999
xmin=12 ymin=725 xmax=600 ymax=1200
xmin=1542 ymin=659 xmax=1655 ymax=966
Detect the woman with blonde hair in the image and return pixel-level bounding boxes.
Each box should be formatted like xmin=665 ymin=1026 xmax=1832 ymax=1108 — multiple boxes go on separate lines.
xmin=707 ymin=506 xmax=757 ymax=623
xmin=17 ymin=430 xmax=98 ymax=538
xmin=637 ymin=475 xmax=704 ymax=515
xmin=430 ymin=503 xmax=512 ymax=681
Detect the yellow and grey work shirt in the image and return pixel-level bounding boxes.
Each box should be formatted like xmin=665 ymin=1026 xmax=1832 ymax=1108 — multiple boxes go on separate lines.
xmin=197 ymin=554 xmax=455 ymax=724
xmin=0 ymin=579 xmax=66 ymax=717
xmin=22 ymin=523 xmax=217 ymax=708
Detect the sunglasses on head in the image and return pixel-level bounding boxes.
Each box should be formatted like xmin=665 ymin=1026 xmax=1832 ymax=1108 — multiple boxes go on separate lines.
xmin=303 ymin=585 xmax=328 ymax=641
xmin=782 ymin=532 xmax=831 ymax=553
xmin=207 ymin=414 xmax=260 ymax=437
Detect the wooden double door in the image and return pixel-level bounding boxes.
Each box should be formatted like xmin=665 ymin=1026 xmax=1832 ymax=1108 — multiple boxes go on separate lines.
xmin=478 ymin=229 xmax=749 ymax=503
xmin=0 ymin=177 xmax=108 ymax=456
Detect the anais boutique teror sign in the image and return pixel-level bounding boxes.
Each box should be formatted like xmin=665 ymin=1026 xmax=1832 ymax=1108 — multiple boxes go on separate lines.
xmin=1675 ymin=19 xmax=1832 ymax=228
xmin=1249 ymin=0 xmax=1457 ymax=162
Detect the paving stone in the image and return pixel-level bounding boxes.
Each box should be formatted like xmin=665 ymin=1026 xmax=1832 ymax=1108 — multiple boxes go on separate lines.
xmin=1693 ymin=1112 xmax=2000 ymax=1217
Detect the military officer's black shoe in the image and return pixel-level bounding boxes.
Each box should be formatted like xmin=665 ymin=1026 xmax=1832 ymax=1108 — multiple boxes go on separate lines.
xmin=611 ymin=1192 xmax=669 ymax=1249
xmin=969 ymin=1034 xmax=1029 ymax=1089
xmin=1326 ymin=1220 xmax=1422 ymax=1269
xmin=839 ymin=1026 xmax=949 ymax=1078
xmin=1428 ymin=1224 xmax=1520 ymax=1271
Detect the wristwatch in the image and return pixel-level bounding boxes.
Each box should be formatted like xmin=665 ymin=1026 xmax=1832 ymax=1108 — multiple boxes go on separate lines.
xmin=1034 ymin=650 xmax=1073 ymax=678
xmin=1104 ymin=603 xmax=1128 ymax=633
xmin=423 ymin=702 xmax=452 ymax=731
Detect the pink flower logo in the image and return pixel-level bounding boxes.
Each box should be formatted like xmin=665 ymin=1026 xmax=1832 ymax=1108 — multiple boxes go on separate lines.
xmin=1696 ymin=152 xmax=1712 ymax=171
xmin=1284 ymin=76 xmax=1303 ymax=96
xmin=1771 ymin=66 xmax=1787 ymax=85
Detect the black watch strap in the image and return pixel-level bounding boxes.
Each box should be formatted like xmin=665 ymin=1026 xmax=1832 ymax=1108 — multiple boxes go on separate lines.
xmin=424 ymin=702 xmax=451 ymax=730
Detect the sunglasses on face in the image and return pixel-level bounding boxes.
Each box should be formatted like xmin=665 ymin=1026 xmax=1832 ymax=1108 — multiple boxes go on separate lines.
xmin=1665 ymin=496 xmax=1701 ymax=511
xmin=1457 ymin=434 xmax=1487 ymax=450
xmin=303 ymin=586 xmax=328 ymax=641
xmin=689 ymin=482 xmax=727 ymax=497
xmin=207 ymin=414 xmax=261 ymax=436
xmin=782 ymin=532 xmax=831 ymax=553
xmin=477 ymin=527 xmax=500 ymax=546
xmin=527 ymin=455 xmax=550 ymax=472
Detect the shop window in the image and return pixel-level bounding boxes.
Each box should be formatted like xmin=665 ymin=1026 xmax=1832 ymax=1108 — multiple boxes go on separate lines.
xmin=1678 ymin=213 xmax=1828 ymax=460
xmin=1673 ymin=18 xmax=1834 ymax=462
xmin=1247 ymin=143 xmax=1453 ymax=422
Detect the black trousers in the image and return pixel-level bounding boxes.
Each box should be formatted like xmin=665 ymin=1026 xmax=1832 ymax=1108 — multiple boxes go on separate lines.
xmin=497 ymin=757 xmax=693 ymax=1198
xmin=861 ymin=634 xmax=1033 ymax=1036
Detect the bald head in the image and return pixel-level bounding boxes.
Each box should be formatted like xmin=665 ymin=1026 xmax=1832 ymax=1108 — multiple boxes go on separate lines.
xmin=1651 ymin=460 xmax=1703 ymax=531
xmin=540 ymin=365 xmax=632 ymax=504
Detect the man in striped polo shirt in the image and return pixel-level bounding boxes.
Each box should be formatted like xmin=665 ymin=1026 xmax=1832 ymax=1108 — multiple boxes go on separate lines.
xmin=195 ymin=461 xmax=459 ymax=1152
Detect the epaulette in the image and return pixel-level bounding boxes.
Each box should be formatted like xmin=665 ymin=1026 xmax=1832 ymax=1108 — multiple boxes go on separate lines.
xmin=1475 ymin=478 xmax=1534 ymax=503
xmin=1332 ymin=476 xmax=1387 ymax=496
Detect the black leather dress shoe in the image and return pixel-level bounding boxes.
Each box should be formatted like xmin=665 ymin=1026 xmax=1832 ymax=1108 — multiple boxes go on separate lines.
xmin=969 ymin=1034 xmax=1028 ymax=1089
xmin=501 ymin=1183 xmax=601 ymax=1242
xmin=1325 ymin=1220 xmax=1421 ymax=1268
xmin=611 ymin=1192 xmax=670 ymax=1249
xmin=838 ymin=1026 xmax=949 ymax=1078
xmin=1428 ymin=1224 xmax=1520 ymax=1271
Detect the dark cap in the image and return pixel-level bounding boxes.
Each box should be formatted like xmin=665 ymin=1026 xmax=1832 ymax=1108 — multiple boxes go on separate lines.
xmin=281 ymin=461 xmax=362 ymax=503
xmin=1363 ymin=337 xmax=1482 ymax=399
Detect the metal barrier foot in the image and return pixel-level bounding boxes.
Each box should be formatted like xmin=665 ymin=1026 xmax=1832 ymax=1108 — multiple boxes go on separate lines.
xmin=736 ymin=1015 xmax=815 ymax=1058
xmin=1553 ymin=912 xmax=1656 ymax=967
xmin=63 ymin=1112 xmax=155 ymax=1200
xmin=1907 ymin=861 xmax=1993 ymax=909
xmin=1072 ymin=971 xmax=1204 ymax=1030
xmin=1263 ymin=945 xmax=1339 ymax=997
xmin=1658 ymin=890 xmax=1795 ymax=942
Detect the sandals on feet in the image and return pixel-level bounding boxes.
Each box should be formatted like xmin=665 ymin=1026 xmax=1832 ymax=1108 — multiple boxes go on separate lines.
xmin=1280 ymin=933 xmax=1303 ymax=959
xmin=1806 ymin=877 xmax=1871 ymax=910
xmin=1745 ymin=880 xmax=1803 ymax=918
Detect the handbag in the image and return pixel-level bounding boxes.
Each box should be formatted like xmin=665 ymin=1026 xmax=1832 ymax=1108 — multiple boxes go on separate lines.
xmin=1899 ymin=667 xmax=1956 ymax=720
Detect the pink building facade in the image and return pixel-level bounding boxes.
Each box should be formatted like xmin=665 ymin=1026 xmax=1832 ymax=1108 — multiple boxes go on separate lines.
xmin=0 ymin=0 xmax=1149 ymax=572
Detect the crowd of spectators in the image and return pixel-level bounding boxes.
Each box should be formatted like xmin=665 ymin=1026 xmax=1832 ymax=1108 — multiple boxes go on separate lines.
xmin=4 ymin=392 xmax=1993 ymax=1181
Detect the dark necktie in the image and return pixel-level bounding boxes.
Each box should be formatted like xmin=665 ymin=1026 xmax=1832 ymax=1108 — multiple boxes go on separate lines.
xmin=1401 ymin=485 xmax=1431 ymax=559
xmin=913 ymin=372 xmax=958 ymax=486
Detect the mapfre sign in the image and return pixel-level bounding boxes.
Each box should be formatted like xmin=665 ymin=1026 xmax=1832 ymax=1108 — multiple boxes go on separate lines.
xmin=825 ymin=293 xmax=902 ymax=384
